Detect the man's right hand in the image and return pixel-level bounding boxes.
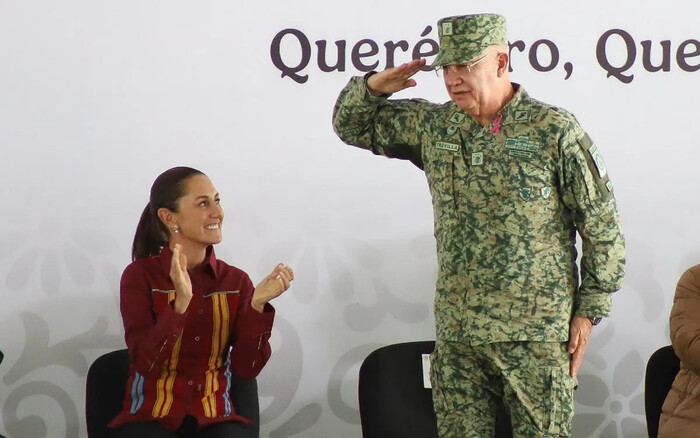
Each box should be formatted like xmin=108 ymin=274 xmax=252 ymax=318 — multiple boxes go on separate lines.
xmin=366 ymin=58 xmax=427 ymax=96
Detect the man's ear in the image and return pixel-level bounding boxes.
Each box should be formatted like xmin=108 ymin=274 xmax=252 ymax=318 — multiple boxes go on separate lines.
xmin=496 ymin=52 xmax=509 ymax=76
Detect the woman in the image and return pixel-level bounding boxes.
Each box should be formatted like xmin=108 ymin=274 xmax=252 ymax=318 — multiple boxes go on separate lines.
xmin=108 ymin=166 xmax=293 ymax=437
xmin=658 ymin=265 xmax=700 ymax=437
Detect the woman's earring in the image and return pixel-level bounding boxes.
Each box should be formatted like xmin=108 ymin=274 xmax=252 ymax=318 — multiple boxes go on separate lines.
xmin=174 ymin=225 xmax=180 ymax=234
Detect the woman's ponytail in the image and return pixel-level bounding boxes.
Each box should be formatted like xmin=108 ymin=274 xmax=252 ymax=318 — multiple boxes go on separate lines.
xmin=131 ymin=166 xmax=205 ymax=260
xmin=131 ymin=202 xmax=167 ymax=260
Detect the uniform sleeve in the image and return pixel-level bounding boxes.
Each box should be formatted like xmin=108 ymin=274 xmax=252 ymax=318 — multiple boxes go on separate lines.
xmin=559 ymin=127 xmax=626 ymax=318
xmin=332 ymin=74 xmax=433 ymax=169
xmin=670 ymin=266 xmax=700 ymax=373
xmin=120 ymin=263 xmax=187 ymax=375
xmin=229 ymin=274 xmax=275 ymax=379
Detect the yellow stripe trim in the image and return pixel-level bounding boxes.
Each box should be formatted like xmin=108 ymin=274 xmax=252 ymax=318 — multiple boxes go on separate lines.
xmin=201 ymin=293 xmax=231 ymax=417
xmin=152 ymin=292 xmax=181 ymax=418
xmin=152 ymin=365 xmax=168 ymax=417
xmin=160 ymin=335 xmax=181 ymax=416
xmin=203 ymin=294 xmax=222 ymax=417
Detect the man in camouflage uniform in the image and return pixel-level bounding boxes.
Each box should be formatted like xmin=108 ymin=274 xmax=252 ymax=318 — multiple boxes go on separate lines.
xmin=332 ymin=13 xmax=625 ymax=438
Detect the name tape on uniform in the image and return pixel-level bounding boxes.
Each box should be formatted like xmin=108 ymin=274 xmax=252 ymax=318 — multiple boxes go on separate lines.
xmin=436 ymin=141 xmax=460 ymax=152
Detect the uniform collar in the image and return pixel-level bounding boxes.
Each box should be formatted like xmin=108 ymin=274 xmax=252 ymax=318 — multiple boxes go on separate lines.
xmin=447 ymin=83 xmax=528 ymax=134
xmin=496 ymin=83 xmax=528 ymax=125
xmin=158 ymin=245 xmax=219 ymax=279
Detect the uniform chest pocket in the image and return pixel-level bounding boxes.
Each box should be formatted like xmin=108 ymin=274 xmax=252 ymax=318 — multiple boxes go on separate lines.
xmin=424 ymin=150 xmax=461 ymax=214
xmin=490 ymin=159 xmax=560 ymax=237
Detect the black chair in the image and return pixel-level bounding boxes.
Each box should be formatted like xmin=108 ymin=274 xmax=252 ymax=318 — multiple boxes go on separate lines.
xmin=358 ymin=341 xmax=512 ymax=438
xmin=86 ymin=349 xmax=259 ymax=438
xmin=0 ymin=349 xmax=6 ymax=438
xmin=644 ymin=345 xmax=680 ymax=438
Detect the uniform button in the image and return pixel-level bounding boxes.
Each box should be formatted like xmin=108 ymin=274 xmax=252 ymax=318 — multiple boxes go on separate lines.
xmin=194 ymin=336 xmax=200 ymax=342
xmin=198 ymin=309 xmax=204 ymax=315
xmin=188 ymin=380 xmax=194 ymax=386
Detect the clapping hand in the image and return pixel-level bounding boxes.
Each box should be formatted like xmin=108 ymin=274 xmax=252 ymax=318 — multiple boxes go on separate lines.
xmin=170 ymin=244 xmax=193 ymax=314
xmin=251 ymin=264 xmax=294 ymax=312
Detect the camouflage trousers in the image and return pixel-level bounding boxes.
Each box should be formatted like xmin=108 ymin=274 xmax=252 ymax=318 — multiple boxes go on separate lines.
xmin=430 ymin=340 xmax=577 ymax=438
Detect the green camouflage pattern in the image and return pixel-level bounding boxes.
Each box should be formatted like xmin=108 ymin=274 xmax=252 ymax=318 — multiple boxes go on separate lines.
xmin=332 ymin=77 xmax=625 ymax=346
xmin=430 ymin=340 xmax=576 ymax=437
xmin=433 ymin=14 xmax=508 ymax=68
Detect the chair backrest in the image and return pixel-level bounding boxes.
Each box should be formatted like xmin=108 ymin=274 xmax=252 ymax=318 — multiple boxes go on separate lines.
xmin=0 ymin=349 xmax=6 ymax=438
xmin=358 ymin=341 xmax=511 ymax=438
xmin=86 ymin=350 xmax=130 ymax=438
xmin=86 ymin=349 xmax=260 ymax=438
xmin=645 ymin=345 xmax=680 ymax=438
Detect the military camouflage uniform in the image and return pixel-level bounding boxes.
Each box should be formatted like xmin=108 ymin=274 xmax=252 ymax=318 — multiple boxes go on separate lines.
xmin=332 ymin=76 xmax=625 ymax=436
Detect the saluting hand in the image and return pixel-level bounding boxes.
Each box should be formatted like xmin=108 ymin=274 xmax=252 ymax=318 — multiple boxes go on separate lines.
xmin=366 ymin=58 xmax=427 ymax=96
xmin=170 ymin=244 xmax=193 ymax=314
xmin=251 ymin=264 xmax=294 ymax=313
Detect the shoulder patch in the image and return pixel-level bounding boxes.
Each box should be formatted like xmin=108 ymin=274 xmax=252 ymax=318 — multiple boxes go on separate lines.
xmin=588 ymin=145 xmax=607 ymax=179
xmin=577 ymin=133 xmax=612 ymax=200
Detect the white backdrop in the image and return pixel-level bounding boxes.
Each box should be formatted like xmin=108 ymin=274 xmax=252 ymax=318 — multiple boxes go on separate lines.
xmin=1 ymin=1 xmax=699 ymax=437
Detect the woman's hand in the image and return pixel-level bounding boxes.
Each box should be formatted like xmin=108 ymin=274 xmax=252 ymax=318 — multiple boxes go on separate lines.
xmin=251 ymin=264 xmax=294 ymax=312
xmin=170 ymin=244 xmax=193 ymax=314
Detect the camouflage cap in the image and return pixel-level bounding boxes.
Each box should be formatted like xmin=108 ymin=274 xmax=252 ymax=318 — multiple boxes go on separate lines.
xmin=432 ymin=14 xmax=507 ymax=68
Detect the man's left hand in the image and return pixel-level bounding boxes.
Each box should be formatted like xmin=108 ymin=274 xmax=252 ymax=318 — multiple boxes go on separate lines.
xmin=568 ymin=316 xmax=593 ymax=378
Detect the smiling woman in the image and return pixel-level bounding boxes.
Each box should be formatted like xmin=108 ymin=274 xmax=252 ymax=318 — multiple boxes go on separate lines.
xmin=152 ymin=172 xmax=225 ymax=263
xmin=108 ymin=167 xmax=294 ymax=438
